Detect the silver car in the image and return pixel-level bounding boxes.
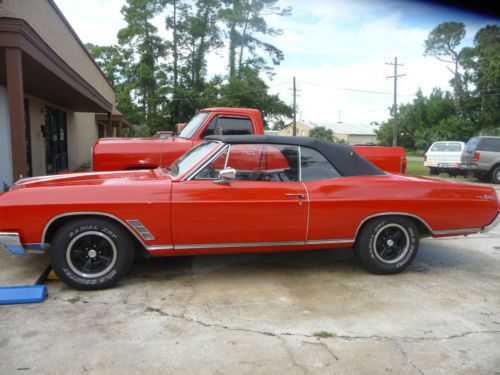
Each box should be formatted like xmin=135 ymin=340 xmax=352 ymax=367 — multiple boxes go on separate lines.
xmin=461 ymin=136 xmax=500 ymax=184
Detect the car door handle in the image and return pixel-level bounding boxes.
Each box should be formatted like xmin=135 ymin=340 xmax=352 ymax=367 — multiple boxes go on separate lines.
xmin=285 ymin=193 xmax=305 ymax=199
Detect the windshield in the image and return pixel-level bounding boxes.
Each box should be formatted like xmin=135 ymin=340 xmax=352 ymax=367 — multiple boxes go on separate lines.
xmin=167 ymin=141 xmax=220 ymax=177
xmin=177 ymin=112 xmax=209 ymax=139
xmin=430 ymin=142 xmax=462 ymax=152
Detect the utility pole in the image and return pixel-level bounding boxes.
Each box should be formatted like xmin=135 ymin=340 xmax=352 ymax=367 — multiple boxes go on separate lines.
xmin=385 ymin=57 xmax=405 ymax=146
xmin=292 ymin=76 xmax=297 ymax=136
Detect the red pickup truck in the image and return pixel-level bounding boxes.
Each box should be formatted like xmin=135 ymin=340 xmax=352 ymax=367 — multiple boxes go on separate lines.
xmin=93 ymin=107 xmax=406 ymax=173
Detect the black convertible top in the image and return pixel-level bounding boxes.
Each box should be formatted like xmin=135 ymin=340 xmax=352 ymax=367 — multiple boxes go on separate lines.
xmin=205 ymin=135 xmax=385 ymax=177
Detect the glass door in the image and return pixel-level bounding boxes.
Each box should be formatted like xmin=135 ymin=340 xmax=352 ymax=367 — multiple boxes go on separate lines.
xmin=45 ymin=107 xmax=68 ymax=174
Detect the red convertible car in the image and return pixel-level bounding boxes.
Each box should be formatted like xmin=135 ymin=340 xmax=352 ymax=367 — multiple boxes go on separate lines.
xmin=1 ymin=136 xmax=499 ymax=289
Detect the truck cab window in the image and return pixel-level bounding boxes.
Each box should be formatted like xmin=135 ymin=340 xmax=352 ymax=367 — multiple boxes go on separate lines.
xmin=201 ymin=116 xmax=253 ymax=138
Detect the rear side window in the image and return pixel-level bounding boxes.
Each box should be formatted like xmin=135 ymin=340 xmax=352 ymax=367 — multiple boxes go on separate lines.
xmin=301 ymin=147 xmax=341 ymax=181
xmin=464 ymin=137 xmax=479 ymax=152
xmin=430 ymin=142 xmax=462 ymax=152
xmin=201 ymin=116 xmax=253 ymax=137
xmin=478 ymin=138 xmax=500 ymax=152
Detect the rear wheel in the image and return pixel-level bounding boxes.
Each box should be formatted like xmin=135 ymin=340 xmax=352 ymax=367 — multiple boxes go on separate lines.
xmin=355 ymin=217 xmax=419 ymax=274
xmin=491 ymin=166 xmax=500 ymax=184
xmin=50 ymin=218 xmax=134 ymax=290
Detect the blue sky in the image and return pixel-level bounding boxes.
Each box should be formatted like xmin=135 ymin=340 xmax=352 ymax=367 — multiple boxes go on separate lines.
xmin=56 ymin=0 xmax=498 ymax=126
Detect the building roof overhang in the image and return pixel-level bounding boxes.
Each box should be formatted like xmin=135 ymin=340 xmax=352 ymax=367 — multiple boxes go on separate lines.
xmin=0 ymin=18 xmax=113 ymax=113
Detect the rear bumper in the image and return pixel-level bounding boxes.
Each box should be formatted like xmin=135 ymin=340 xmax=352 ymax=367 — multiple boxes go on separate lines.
xmin=0 ymin=233 xmax=45 ymax=255
xmin=482 ymin=211 xmax=500 ymax=233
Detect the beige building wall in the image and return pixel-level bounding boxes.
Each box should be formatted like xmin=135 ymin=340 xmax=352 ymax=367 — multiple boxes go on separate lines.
xmin=25 ymin=95 xmax=97 ymax=175
xmin=278 ymin=122 xmax=313 ymax=137
xmin=0 ymin=0 xmax=115 ymax=104
xmin=334 ymin=133 xmax=377 ymax=145
xmin=27 ymin=96 xmax=47 ymax=176
xmin=67 ymin=112 xmax=98 ymax=170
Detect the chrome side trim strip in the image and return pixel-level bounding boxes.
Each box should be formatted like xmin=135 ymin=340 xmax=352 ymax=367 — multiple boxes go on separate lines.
xmin=433 ymin=228 xmax=482 ymax=235
xmin=42 ymin=211 xmax=151 ymax=248
xmin=481 ymin=211 xmax=500 ymax=233
xmin=127 ymin=219 xmax=155 ymax=240
xmin=146 ymin=238 xmax=355 ymax=252
xmin=354 ymin=212 xmax=434 ymax=239
xmin=146 ymin=245 xmax=174 ymax=251
xmin=306 ymin=239 xmax=355 ymax=245
xmin=174 ymin=241 xmax=305 ymax=250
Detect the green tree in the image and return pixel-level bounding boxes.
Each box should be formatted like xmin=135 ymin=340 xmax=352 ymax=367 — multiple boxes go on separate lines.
xmin=309 ymin=126 xmax=334 ymax=142
xmin=461 ymin=25 xmax=500 ymax=131
xmin=220 ymin=0 xmax=290 ymax=79
xmin=424 ymin=22 xmax=466 ymax=118
xmin=118 ymin=0 xmax=168 ymax=132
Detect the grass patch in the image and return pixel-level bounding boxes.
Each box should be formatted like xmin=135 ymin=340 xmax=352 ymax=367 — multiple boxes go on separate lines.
xmin=405 ymin=160 xmax=476 ymax=181
xmin=313 ymin=331 xmax=334 ymax=339
xmin=406 ymin=160 xmax=429 ymax=176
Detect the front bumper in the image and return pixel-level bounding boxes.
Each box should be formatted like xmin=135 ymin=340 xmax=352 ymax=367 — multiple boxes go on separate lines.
xmin=482 ymin=211 xmax=500 ymax=233
xmin=0 ymin=233 xmax=45 ymax=255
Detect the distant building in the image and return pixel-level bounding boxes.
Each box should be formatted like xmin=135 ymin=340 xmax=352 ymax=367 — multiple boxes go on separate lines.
xmin=0 ymin=0 xmax=130 ymax=186
xmin=278 ymin=121 xmax=317 ymax=137
xmin=264 ymin=130 xmax=279 ymax=136
xmin=329 ymin=122 xmax=379 ymax=145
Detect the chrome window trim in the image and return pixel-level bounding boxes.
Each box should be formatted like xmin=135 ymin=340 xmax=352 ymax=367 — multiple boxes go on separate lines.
xmin=298 ymin=145 xmax=302 ymax=182
xmin=184 ymin=144 xmax=230 ymax=181
xmin=302 ymin=182 xmax=311 ymax=241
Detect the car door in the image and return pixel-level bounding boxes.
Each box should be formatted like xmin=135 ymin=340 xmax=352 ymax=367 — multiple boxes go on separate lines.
xmin=171 ymin=143 xmax=308 ymax=248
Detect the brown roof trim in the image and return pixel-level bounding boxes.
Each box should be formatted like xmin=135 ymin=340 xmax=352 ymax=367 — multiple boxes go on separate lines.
xmin=48 ymin=0 xmax=114 ymax=88
xmin=0 ymin=18 xmax=113 ymax=112
xmin=95 ymin=113 xmax=132 ymax=128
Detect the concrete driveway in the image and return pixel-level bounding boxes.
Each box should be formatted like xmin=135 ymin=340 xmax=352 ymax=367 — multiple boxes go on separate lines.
xmin=1 ymin=224 xmax=499 ymax=374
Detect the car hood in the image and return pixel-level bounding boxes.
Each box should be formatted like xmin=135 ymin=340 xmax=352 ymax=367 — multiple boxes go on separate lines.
xmin=11 ymin=169 xmax=163 ymax=190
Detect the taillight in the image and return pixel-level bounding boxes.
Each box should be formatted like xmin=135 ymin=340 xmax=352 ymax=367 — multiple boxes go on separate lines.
xmin=474 ymin=151 xmax=480 ymax=162
xmin=424 ymin=155 xmax=427 ymax=162
xmin=401 ymin=156 xmax=407 ymax=174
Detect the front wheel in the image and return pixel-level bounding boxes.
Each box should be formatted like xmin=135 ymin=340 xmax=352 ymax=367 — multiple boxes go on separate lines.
xmin=50 ymin=218 xmax=134 ymax=290
xmin=354 ymin=217 xmax=419 ymax=274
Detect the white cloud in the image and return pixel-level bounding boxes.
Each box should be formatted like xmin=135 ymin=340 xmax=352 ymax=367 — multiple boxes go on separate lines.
xmin=54 ymin=0 xmax=487 ymax=125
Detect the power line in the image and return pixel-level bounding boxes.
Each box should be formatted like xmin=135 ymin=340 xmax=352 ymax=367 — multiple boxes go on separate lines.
xmin=386 ymin=57 xmax=406 ymax=147
xmin=300 ymin=81 xmax=414 ymax=97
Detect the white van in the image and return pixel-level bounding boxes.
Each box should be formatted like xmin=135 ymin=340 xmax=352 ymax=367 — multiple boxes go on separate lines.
xmin=424 ymin=141 xmax=465 ymax=176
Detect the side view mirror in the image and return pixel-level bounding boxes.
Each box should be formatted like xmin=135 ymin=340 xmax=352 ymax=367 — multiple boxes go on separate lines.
xmin=215 ymin=168 xmax=236 ymax=184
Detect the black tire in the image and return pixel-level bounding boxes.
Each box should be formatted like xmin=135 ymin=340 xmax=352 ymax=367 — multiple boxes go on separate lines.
xmin=491 ymin=166 xmax=500 ymax=184
xmin=354 ymin=216 xmax=419 ymax=274
xmin=50 ymin=218 xmax=134 ymax=290
xmin=429 ymin=167 xmax=439 ymax=176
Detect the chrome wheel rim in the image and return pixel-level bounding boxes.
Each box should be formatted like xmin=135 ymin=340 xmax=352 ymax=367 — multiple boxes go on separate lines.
xmin=66 ymin=231 xmax=117 ymax=278
xmin=373 ymin=224 xmax=410 ymax=264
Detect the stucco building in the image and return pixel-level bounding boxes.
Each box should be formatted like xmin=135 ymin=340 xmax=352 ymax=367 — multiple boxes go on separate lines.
xmin=329 ymin=122 xmax=379 ymax=145
xmin=278 ymin=121 xmax=316 ymax=137
xmin=0 ymin=0 xmax=129 ymax=187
